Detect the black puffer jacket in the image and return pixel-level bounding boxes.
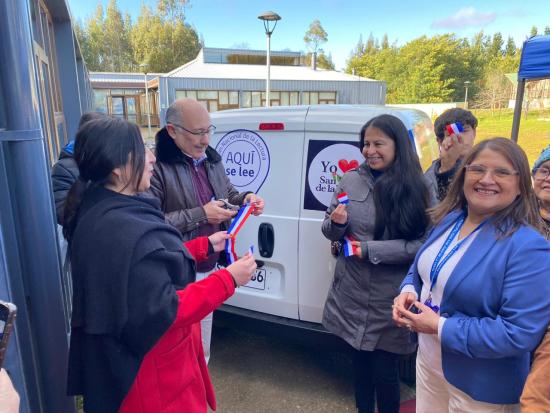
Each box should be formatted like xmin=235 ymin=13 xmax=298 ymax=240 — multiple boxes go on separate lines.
xmin=51 ymin=143 xmax=79 ymax=225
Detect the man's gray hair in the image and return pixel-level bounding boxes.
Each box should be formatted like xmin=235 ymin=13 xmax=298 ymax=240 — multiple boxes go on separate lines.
xmin=165 ymin=102 xmax=182 ymax=126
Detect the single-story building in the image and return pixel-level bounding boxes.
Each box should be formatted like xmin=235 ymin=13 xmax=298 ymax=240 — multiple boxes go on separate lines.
xmin=90 ymin=47 xmax=386 ymax=126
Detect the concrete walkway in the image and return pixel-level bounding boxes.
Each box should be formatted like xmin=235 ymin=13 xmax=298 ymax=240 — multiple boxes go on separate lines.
xmin=208 ymin=327 xmax=415 ymax=413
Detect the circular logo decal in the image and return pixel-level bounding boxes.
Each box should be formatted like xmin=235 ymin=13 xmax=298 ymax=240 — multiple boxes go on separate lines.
xmin=215 ymin=129 xmax=271 ymax=194
xmin=307 ymin=143 xmax=364 ymax=207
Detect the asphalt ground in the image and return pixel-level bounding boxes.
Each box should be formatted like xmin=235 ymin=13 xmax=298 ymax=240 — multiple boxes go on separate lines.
xmin=208 ymin=326 xmax=415 ymax=413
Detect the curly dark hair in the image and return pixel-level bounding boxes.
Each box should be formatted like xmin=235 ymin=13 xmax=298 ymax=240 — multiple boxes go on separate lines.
xmin=433 ymin=108 xmax=478 ymax=142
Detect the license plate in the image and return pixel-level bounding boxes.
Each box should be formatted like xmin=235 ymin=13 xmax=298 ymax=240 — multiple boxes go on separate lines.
xmin=215 ymin=264 xmax=267 ymax=290
xmin=244 ymin=268 xmax=266 ymax=290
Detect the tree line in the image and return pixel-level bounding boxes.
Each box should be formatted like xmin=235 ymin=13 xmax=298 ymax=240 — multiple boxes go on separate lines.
xmin=346 ymin=26 xmax=550 ymax=106
xmin=76 ymin=2 xmax=549 ymax=108
xmin=75 ymin=0 xmax=201 ymax=73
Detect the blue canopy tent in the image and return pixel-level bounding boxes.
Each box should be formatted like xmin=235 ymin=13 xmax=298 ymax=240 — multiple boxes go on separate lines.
xmin=511 ymin=35 xmax=550 ymax=142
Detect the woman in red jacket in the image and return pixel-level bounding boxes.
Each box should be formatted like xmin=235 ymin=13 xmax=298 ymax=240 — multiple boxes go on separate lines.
xmin=63 ymin=116 xmax=256 ymax=413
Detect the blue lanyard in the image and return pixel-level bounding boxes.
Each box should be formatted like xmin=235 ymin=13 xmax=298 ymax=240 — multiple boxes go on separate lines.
xmin=429 ymin=214 xmax=485 ymax=293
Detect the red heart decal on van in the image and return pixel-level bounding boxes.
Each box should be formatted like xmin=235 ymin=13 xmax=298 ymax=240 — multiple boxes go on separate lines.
xmin=338 ymin=159 xmax=359 ymax=173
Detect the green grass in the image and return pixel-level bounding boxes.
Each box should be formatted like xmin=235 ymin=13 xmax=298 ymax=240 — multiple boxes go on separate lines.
xmin=470 ymin=109 xmax=550 ymax=166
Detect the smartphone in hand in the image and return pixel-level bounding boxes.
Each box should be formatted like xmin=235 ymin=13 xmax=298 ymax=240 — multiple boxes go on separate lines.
xmin=0 ymin=301 xmax=17 ymax=369
xmin=407 ymin=303 xmax=421 ymax=314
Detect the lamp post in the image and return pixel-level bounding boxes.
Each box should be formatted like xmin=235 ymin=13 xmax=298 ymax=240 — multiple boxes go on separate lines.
xmin=139 ymin=63 xmax=152 ymax=138
xmin=258 ymin=11 xmax=281 ymax=108
xmin=464 ymin=81 xmax=471 ymax=109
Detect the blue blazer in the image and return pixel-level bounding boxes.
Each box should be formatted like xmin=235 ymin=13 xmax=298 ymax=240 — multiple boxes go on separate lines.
xmin=401 ymin=210 xmax=550 ymax=404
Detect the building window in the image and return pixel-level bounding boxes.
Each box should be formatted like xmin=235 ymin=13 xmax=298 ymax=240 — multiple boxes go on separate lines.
xmin=94 ymin=90 xmax=109 ymax=113
xmin=242 ymin=91 xmax=261 ymax=108
xmin=302 ymin=91 xmax=337 ymax=105
xmin=242 ymin=91 xmax=300 ymax=108
xmin=93 ymin=88 xmax=160 ymax=127
xmin=31 ymin=0 xmax=66 ymax=166
xmin=175 ymin=90 xmax=240 ymax=112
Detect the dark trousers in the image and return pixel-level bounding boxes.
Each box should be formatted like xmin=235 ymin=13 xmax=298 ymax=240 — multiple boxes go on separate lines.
xmin=353 ymin=349 xmax=400 ymax=413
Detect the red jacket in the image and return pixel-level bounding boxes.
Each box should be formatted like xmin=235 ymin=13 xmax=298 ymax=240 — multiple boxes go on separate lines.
xmin=119 ymin=237 xmax=235 ymax=413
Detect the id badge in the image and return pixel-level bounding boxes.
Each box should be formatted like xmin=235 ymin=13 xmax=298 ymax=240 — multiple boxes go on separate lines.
xmin=424 ymin=297 xmax=440 ymax=313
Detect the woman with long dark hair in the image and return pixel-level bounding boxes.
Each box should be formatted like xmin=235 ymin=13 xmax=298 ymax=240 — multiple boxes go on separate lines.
xmin=63 ymin=117 xmax=256 ymax=413
xmin=322 ymin=114 xmax=430 ymax=413
xmin=394 ymin=138 xmax=550 ymax=412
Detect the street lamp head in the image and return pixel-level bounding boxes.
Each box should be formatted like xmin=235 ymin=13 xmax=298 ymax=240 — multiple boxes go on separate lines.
xmin=258 ymin=11 xmax=281 ymax=35
xmin=464 ymin=80 xmax=471 ymax=86
xmin=258 ymin=11 xmax=281 ymax=21
xmin=139 ymin=62 xmax=149 ymax=74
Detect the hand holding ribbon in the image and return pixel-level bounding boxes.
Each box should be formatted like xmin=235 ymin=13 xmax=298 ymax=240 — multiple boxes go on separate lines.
xmin=225 ymin=203 xmax=254 ymax=264
xmin=208 ymin=231 xmax=232 ymax=252
xmin=245 ymin=193 xmax=265 ymax=216
xmin=341 ymin=236 xmax=361 ymax=258
xmin=226 ymin=253 xmax=257 ymax=287
xmin=331 ymin=204 xmax=348 ymax=225
xmin=440 ymin=122 xmax=467 ymax=173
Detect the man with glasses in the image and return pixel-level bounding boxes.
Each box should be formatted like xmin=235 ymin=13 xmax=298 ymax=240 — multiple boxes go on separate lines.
xmin=147 ymin=98 xmax=265 ymax=363
xmin=425 ymin=108 xmax=478 ymax=203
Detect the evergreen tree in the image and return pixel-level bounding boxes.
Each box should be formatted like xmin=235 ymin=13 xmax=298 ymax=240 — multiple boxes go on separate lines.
xmin=75 ymin=0 xmax=200 ymax=73
xmin=505 ymin=36 xmax=516 ymax=56
xmin=488 ymin=32 xmax=504 ymax=57
xmin=345 ymin=30 xmax=520 ymax=105
xmin=381 ymin=34 xmax=389 ymax=49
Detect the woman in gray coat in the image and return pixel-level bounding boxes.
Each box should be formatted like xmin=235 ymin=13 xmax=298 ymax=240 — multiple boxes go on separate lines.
xmin=322 ymin=114 xmax=430 ymax=413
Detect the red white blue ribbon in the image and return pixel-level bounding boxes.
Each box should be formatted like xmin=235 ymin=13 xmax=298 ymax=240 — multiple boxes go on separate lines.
xmin=446 ymin=122 xmax=464 ymax=136
xmin=225 ymin=204 xmax=254 ymax=264
xmin=343 ymin=235 xmax=359 ymax=257
xmin=337 ymin=192 xmax=349 ymax=205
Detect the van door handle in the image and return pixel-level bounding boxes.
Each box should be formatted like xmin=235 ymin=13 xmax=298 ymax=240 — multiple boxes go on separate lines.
xmin=258 ymin=223 xmax=274 ymax=258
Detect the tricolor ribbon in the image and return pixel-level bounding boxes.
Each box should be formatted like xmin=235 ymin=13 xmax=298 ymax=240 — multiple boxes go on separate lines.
xmin=337 ymin=192 xmax=349 ymax=205
xmin=446 ymin=122 xmax=464 ymax=136
xmin=225 ymin=203 xmax=254 ymax=264
xmin=343 ymin=235 xmax=359 ymax=257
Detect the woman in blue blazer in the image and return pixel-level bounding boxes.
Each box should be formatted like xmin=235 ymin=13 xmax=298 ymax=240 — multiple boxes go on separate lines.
xmin=393 ymin=138 xmax=550 ymax=412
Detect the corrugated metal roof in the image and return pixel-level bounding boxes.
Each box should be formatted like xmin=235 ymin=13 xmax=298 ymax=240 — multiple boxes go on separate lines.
xmin=166 ymin=56 xmax=375 ymax=82
xmin=203 ymin=47 xmax=302 ymax=60
xmin=90 ymin=72 xmax=163 ymax=83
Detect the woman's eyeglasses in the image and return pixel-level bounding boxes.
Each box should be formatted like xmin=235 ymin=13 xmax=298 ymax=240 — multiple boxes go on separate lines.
xmin=465 ymin=164 xmax=519 ymax=179
xmin=533 ymin=167 xmax=550 ymax=181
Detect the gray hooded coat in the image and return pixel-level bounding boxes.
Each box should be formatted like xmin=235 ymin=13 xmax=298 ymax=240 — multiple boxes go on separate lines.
xmin=321 ymin=163 xmax=424 ymax=354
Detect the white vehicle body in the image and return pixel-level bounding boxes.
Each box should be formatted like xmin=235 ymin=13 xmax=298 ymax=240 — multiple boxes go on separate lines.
xmin=210 ymin=105 xmax=438 ymax=325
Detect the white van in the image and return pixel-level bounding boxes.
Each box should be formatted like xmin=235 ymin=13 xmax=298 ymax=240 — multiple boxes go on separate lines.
xmin=210 ymin=105 xmax=438 ymax=334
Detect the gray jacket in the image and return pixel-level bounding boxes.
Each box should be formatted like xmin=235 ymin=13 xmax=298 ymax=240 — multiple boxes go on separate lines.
xmin=321 ymin=163 xmax=423 ymax=354
xmin=424 ymin=160 xmax=439 ymax=205
xmin=424 ymin=158 xmax=461 ymax=204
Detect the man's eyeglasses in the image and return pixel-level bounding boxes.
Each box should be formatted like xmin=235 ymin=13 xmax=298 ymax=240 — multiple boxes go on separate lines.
xmin=465 ymin=164 xmax=519 ymax=179
xmin=169 ymin=123 xmax=216 ymax=137
xmin=533 ymin=167 xmax=550 ymax=181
